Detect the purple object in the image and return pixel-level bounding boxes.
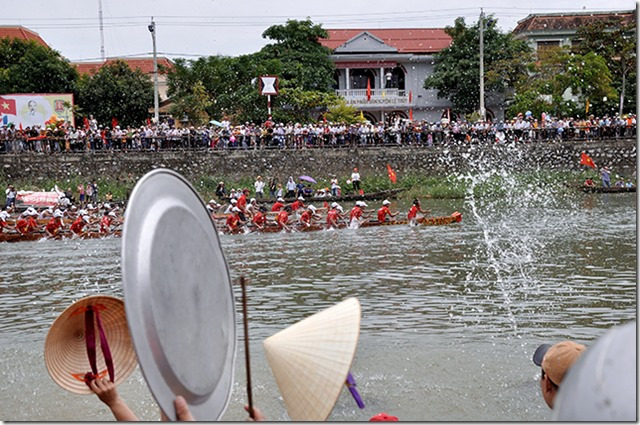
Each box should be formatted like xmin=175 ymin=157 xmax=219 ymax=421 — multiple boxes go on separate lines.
xmin=346 ymin=372 xmax=365 ymax=409
xmin=299 ymin=175 xmax=317 ymax=184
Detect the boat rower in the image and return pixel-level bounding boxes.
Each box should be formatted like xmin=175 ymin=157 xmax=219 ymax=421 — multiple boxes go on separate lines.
xmin=15 ymin=208 xmax=39 ymax=235
xmin=299 ymin=205 xmax=321 ymax=228
xmin=0 ymin=211 xmax=14 ymax=233
xmin=407 ymin=199 xmax=431 ymax=223
xmin=225 ymin=206 xmax=245 ymax=233
xmin=326 ymin=202 xmax=344 ymax=229
xmin=275 ymin=205 xmax=292 ymax=231
xmin=271 ymin=197 xmax=285 ymax=212
xmin=45 ymin=210 xmax=65 ymax=237
xmin=251 ymin=206 xmax=268 ymax=230
xmin=349 ymin=201 xmax=370 ymax=228
xmin=70 ymin=214 xmax=91 ymax=235
xmin=377 ymin=199 xmax=399 ymax=223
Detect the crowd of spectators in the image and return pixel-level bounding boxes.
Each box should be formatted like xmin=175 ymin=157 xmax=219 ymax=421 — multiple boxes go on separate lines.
xmin=0 ymin=112 xmax=635 ymax=154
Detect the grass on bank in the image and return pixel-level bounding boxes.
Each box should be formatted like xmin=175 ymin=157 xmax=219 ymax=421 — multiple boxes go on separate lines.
xmin=1 ymin=169 xmax=601 ymax=205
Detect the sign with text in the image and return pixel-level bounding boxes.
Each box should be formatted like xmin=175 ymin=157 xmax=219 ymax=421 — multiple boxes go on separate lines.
xmin=259 ymin=76 xmax=279 ymax=96
xmin=0 ymin=93 xmax=75 ymax=128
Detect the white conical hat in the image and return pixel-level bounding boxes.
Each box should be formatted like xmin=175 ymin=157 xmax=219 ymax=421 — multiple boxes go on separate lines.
xmin=263 ymin=298 xmax=361 ymax=421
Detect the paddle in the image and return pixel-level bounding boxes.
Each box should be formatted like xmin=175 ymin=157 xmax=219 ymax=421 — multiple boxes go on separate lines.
xmin=238 ymin=276 xmax=255 ymax=419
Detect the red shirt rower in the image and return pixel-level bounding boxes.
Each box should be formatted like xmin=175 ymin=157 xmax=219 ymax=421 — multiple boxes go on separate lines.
xmin=276 ymin=208 xmax=290 ymax=229
xmin=377 ymin=200 xmax=398 ymax=223
xmin=226 ymin=210 xmax=241 ymax=232
xmin=326 ymin=208 xmax=340 ymax=228
xmin=251 ymin=209 xmax=267 ymax=229
xmin=271 ymin=199 xmax=285 ymax=212
xmin=70 ymin=215 xmax=89 ymax=235
xmin=291 ymin=198 xmax=305 ymax=211
xmin=45 ymin=214 xmax=65 ymax=236
xmin=16 ymin=215 xmax=38 ymax=235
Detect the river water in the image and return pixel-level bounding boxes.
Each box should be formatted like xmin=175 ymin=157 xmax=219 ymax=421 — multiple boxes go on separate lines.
xmin=0 ymin=189 xmax=636 ymax=421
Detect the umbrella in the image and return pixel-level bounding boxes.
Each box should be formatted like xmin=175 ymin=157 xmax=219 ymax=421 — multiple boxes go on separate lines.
xmin=299 ymin=175 xmax=317 ymax=184
xmin=209 ymin=120 xmax=223 ymax=127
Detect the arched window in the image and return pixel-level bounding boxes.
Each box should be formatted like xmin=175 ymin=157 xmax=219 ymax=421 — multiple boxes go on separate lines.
xmin=351 ymin=69 xmax=376 ymax=90
xmin=384 ymin=66 xmax=405 ymax=90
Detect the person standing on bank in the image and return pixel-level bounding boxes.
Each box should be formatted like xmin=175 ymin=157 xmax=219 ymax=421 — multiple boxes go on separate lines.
xmin=351 ymin=167 xmax=361 ymax=194
xmin=532 ymin=341 xmax=586 ymax=409
xmin=601 ymin=166 xmax=611 ymax=187
xmin=254 ymin=176 xmax=265 ymax=199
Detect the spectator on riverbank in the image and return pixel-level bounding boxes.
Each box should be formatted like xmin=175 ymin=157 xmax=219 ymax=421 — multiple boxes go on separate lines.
xmin=601 ymin=167 xmax=611 ymax=187
xmin=532 ymin=341 xmax=585 ymax=409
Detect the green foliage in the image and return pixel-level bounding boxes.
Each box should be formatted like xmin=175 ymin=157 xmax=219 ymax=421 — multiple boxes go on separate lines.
xmin=506 ymin=47 xmax=617 ymax=118
xmin=574 ymin=21 xmax=636 ymax=114
xmin=259 ymin=19 xmax=335 ymax=92
xmin=167 ymin=19 xmax=336 ymax=124
xmin=169 ymin=80 xmax=211 ymax=126
xmin=325 ymin=99 xmax=364 ymax=124
xmin=0 ymin=38 xmax=78 ymax=95
xmin=77 ymin=60 xmax=154 ymax=128
xmin=275 ymin=88 xmax=341 ymax=122
xmin=424 ymin=16 xmax=533 ymax=114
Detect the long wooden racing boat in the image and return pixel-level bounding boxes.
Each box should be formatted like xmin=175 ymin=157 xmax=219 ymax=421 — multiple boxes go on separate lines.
xmin=0 ymin=231 xmax=122 ymax=243
xmin=219 ymin=212 xmax=462 ymax=235
xmin=221 ymin=188 xmax=405 ymax=204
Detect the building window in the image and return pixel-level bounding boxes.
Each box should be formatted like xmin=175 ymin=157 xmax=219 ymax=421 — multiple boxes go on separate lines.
xmin=351 ymin=69 xmax=376 ymax=90
xmin=384 ymin=66 xmax=405 ymax=90
xmin=536 ymin=40 xmax=560 ymax=52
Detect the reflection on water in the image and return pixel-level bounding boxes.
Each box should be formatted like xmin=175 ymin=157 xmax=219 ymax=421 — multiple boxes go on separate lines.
xmin=0 ymin=193 xmax=635 ymax=421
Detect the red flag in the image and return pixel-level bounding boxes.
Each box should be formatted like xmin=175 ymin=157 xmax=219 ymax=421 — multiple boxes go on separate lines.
xmin=0 ymin=97 xmax=16 ymax=115
xmin=409 ymin=108 xmax=413 ymax=122
xmin=387 ymin=164 xmax=397 ymax=184
xmin=19 ymin=122 xmax=23 ymax=131
xmin=111 ymin=117 xmax=118 ymax=129
xmin=83 ymin=117 xmax=90 ymax=130
xmin=580 ymin=152 xmax=597 ymax=169
xmin=366 ymin=79 xmax=371 ymax=102
xmin=146 ymin=117 xmax=151 ymax=126
xmin=408 ymin=90 xmax=413 ymax=103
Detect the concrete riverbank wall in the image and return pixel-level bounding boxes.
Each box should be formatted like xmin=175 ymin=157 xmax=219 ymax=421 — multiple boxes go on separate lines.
xmin=0 ymin=139 xmax=636 ymax=182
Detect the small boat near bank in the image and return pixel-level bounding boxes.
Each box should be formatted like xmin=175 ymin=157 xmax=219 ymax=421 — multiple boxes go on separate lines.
xmin=221 ymin=188 xmax=405 ymax=204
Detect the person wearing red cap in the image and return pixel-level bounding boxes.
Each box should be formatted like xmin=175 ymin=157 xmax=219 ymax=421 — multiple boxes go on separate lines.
xmin=369 ymin=412 xmax=399 ymax=421
xmin=532 ymin=341 xmax=586 ymax=409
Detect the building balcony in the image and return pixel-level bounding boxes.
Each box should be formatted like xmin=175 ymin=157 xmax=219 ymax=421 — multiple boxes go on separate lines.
xmin=336 ymin=88 xmax=409 ymax=106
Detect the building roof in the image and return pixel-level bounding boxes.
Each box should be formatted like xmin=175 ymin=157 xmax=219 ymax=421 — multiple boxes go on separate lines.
xmin=513 ymin=10 xmax=635 ymax=33
xmin=321 ymin=29 xmax=451 ymax=53
xmin=73 ymin=57 xmax=174 ymax=76
xmin=0 ymin=26 xmax=49 ymax=47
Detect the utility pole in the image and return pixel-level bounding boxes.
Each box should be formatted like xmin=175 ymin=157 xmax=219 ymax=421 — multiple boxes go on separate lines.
xmin=479 ymin=8 xmax=485 ymax=121
xmin=149 ymin=17 xmax=159 ymax=124
xmin=98 ymin=0 xmax=105 ymax=61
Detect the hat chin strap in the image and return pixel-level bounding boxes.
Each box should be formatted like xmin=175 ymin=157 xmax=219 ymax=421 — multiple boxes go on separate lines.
xmin=83 ymin=305 xmax=115 ymax=385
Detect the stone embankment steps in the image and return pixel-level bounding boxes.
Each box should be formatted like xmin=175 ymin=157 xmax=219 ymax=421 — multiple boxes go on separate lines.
xmin=0 ymin=139 xmax=635 ymax=181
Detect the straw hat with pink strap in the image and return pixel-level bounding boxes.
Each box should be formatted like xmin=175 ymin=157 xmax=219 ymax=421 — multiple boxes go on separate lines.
xmin=263 ymin=297 xmax=365 ymax=421
xmin=44 ymin=295 xmax=137 ymax=394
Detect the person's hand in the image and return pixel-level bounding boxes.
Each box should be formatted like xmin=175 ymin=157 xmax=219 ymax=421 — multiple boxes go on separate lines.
xmin=244 ymin=404 xmax=266 ymax=421
xmin=175 ymin=396 xmax=195 ymax=421
xmin=88 ymin=377 xmax=119 ymax=407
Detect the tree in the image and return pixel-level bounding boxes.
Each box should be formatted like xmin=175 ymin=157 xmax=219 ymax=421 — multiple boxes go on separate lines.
xmin=169 ymin=80 xmax=211 ymax=126
xmin=325 ymin=99 xmax=365 ymax=124
xmin=506 ymin=47 xmax=617 ymax=118
xmin=167 ymin=19 xmax=337 ymax=124
xmin=424 ymin=16 xmax=533 ymax=115
xmin=574 ymin=21 xmax=636 ymax=115
xmin=0 ymin=38 xmax=78 ymax=95
xmin=259 ymin=19 xmax=335 ymax=92
xmin=77 ymin=60 xmax=153 ymax=127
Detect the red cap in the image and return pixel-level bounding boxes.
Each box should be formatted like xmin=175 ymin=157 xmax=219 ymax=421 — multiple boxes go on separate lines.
xmin=369 ymin=412 xmax=399 ymax=421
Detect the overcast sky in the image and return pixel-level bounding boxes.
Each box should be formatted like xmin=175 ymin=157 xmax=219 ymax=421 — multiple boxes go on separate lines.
xmin=3 ymin=0 xmax=636 ymax=62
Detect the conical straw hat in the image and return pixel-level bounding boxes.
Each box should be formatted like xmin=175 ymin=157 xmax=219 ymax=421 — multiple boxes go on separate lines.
xmin=263 ymin=297 xmax=361 ymax=421
xmin=44 ymin=295 xmax=137 ymax=394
